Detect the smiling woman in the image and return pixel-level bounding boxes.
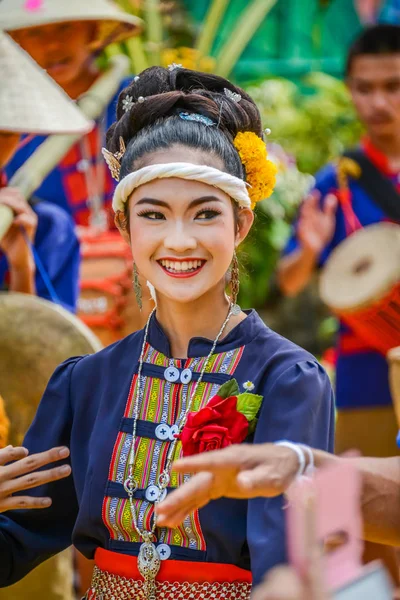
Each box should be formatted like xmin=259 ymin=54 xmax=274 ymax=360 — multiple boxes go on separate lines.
xmin=0 ymin=66 xmax=334 ymax=600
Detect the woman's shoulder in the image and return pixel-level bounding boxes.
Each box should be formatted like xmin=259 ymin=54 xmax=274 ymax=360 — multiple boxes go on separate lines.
xmin=246 ymin=312 xmax=327 ymax=385
xmin=52 ymin=329 xmax=145 ymax=387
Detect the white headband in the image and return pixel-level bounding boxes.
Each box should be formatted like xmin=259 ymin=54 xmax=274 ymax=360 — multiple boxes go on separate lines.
xmin=112 ymin=162 xmax=251 ymax=212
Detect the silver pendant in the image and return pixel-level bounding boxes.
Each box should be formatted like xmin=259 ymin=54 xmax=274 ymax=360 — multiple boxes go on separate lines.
xmin=138 ymin=538 xmax=160 ymax=600
xmin=231 ymin=303 xmax=241 ymax=316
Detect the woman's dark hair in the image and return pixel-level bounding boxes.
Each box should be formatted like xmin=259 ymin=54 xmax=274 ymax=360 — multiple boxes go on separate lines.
xmin=346 ymin=24 xmax=400 ymax=76
xmin=106 ymin=66 xmax=263 ymax=185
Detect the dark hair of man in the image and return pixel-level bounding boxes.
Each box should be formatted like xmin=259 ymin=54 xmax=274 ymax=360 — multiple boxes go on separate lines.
xmin=346 ymin=24 xmax=400 ymax=76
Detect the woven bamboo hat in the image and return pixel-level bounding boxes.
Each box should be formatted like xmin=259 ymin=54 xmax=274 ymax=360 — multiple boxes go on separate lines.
xmin=0 ymin=32 xmax=92 ymax=134
xmin=0 ymin=0 xmax=142 ymax=50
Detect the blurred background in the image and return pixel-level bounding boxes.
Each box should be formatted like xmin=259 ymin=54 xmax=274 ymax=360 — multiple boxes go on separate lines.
xmin=104 ymin=0 xmax=398 ymax=358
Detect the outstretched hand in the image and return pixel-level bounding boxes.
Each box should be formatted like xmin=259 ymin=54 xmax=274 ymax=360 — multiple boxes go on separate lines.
xmin=251 ymin=564 xmax=329 ymax=600
xmin=0 ymin=445 xmax=71 ymax=512
xmin=297 ymin=191 xmax=337 ymax=257
xmin=155 ymin=443 xmax=298 ymax=527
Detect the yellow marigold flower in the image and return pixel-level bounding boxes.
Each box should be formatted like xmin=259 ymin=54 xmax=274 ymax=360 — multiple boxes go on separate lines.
xmin=233 ymin=131 xmax=277 ymax=209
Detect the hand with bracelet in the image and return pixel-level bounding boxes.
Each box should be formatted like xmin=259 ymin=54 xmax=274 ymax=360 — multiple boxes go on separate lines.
xmin=157 ymin=442 xmax=400 ymax=548
xmin=156 ymin=441 xmax=319 ymax=528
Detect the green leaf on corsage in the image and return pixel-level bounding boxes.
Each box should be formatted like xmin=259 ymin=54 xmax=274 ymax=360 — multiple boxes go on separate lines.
xmin=217 ymin=378 xmax=240 ymax=399
xmin=236 ymin=393 xmax=263 ymax=422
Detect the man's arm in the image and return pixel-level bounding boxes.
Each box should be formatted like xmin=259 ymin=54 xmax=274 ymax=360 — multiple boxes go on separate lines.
xmin=159 ymin=445 xmax=400 ymax=548
xmin=278 ymin=247 xmax=319 ymax=297
xmin=0 ymin=188 xmax=37 ymax=295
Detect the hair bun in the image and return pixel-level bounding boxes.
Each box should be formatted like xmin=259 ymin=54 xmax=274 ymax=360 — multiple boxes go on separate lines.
xmin=107 ymin=66 xmax=262 ymax=153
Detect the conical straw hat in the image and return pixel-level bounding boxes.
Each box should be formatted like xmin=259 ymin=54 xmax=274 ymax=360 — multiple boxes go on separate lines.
xmin=0 ymin=0 xmax=142 ymax=49
xmin=0 ymin=32 xmax=92 ymax=134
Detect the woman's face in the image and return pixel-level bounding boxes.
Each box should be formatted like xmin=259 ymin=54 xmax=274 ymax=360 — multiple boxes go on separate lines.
xmin=122 ymin=147 xmax=253 ymax=305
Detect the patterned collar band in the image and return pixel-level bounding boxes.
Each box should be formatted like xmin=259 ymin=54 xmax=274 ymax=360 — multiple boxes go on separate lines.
xmin=112 ymin=162 xmax=251 ymax=212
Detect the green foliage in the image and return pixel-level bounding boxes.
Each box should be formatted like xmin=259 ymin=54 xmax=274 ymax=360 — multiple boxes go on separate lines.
xmin=247 ymin=73 xmax=363 ymax=174
xmin=238 ymin=73 xmax=363 ymax=309
xmin=236 ymin=393 xmax=263 ymax=422
xmin=217 ymin=379 xmax=240 ymax=398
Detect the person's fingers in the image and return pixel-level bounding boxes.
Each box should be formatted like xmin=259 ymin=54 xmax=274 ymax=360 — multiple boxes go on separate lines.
xmin=236 ymin=464 xmax=289 ymax=498
xmin=156 ymin=472 xmax=214 ymax=527
xmin=301 ymin=191 xmax=321 ymax=216
xmin=0 ymin=446 xmax=70 ymax=483
xmin=0 ymin=464 xmax=71 ymax=496
xmin=14 ymin=215 xmax=37 ymax=241
xmin=252 ymin=566 xmax=304 ymax=600
xmin=172 ymin=444 xmax=255 ymax=474
xmin=14 ymin=213 xmax=38 ymax=230
xmin=0 ymin=192 xmax=32 ymax=216
xmin=322 ymin=193 xmax=337 ymax=216
xmin=0 ymin=446 xmax=29 ymax=467
xmin=0 ymin=495 xmax=52 ymax=512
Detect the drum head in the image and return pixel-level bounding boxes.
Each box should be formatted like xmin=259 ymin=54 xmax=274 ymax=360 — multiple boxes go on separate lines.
xmin=320 ymin=223 xmax=400 ymax=312
xmin=0 ymin=293 xmax=102 ymax=445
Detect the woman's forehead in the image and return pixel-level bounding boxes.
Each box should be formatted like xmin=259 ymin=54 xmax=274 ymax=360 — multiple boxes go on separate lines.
xmin=130 ymin=177 xmax=231 ymax=207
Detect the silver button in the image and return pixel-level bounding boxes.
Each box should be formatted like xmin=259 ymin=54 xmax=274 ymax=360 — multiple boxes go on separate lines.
xmin=145 ymin=484 xmax=167 ymax=502
xmin=155 ymin=423 xmax=171 ymax=441
xmin=164 ymin=366 xmax=179 ymax=382
xmin=169 ymin=424 xmax=179 ymax=441
xmin=157 ymin=544 xmax=171 ymax=560
xmin=180 ymin=368 xmax=192 ymax=384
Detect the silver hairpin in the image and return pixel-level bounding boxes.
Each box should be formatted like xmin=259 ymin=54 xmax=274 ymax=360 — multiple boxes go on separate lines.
xmin=224 ymin=88 xmax=241 ymax=103
xmin=168 ymin=63 xmax=182 ymax=71
xmin=179 ymin=112 xmax=215 ymax=127
xmin=122 ymin=94 xmax=134 ymax=113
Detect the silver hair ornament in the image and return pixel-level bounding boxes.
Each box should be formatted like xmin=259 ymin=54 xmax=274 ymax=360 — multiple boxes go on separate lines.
xmin=224 ymin=88 xmax=241 ymax=103
xmin=179 ymin=112 xmax=215 ymax=127
xmin=168 ymin=63 xmax=182 ymax=71
xmin=122 ymin=95 xmax=134 ymax=113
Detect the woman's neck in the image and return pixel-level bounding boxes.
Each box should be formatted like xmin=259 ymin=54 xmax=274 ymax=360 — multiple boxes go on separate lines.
xmin=155 ymin=289 xmax=244 ymax=358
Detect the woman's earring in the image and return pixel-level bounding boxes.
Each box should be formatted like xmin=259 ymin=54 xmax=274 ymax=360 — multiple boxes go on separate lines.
xmin=230 ymin=252 xmax=241 ymax=315
xmin=133 ymin=263 xmax=143 ymax=310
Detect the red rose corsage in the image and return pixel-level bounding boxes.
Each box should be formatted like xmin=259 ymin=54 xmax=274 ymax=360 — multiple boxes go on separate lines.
xmin=178 ymin=379 xmax=262 ymax=456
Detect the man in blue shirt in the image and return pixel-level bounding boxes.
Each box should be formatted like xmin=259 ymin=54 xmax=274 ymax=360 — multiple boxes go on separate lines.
xmin=277 ymin=23 xmax=400 ymax=581
xmin=278 ymin=24 xmax=400 ymax=459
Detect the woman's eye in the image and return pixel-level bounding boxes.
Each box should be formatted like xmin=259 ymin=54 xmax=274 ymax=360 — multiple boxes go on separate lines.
xmin=138 ymin=211 xmax=165 ymax=220
xmin=196 ymin=209 xmax=220 ymax=220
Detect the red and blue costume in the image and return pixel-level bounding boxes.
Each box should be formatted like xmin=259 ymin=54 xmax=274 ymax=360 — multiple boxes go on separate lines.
xmin=284 ymin=140 xmax=400 ymax=411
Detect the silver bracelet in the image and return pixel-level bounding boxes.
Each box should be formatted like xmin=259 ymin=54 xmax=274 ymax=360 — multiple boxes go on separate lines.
xmin=275 ymin=441 xmax=306 ymax=479
xmin=301 ymin=444 xmax=315 ymax=476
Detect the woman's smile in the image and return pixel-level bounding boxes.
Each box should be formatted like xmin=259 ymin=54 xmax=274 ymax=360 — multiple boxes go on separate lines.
xmin=157 ymin=257 xmax=207 ymax=278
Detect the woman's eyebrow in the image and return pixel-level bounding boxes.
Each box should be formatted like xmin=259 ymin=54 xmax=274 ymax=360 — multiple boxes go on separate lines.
xmin=135 ymin=196 xmax=222 ymax=208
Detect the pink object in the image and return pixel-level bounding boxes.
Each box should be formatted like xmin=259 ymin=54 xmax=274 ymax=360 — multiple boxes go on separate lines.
xmin=24 ymin=0 xmax=43 ymax=12
xmin=286 ymin=461 xmax=364 ymax=591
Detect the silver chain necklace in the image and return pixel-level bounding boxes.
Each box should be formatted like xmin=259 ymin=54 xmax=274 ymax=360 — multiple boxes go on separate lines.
xmin=123 ymin=303 xmax=238 ymax=599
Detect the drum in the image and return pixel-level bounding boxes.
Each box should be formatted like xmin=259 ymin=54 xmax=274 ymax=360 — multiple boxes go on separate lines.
xmin=77 ymin=229 xmax=153 ymax=346
xmin=0 ymin=292 xmax=102 ymax=446
xmin=320 ymin=223 xmax=400 ymax=356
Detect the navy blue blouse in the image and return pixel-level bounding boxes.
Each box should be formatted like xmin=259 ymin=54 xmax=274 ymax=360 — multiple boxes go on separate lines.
xmin=0 ymin=310 xmax=335 ymax=587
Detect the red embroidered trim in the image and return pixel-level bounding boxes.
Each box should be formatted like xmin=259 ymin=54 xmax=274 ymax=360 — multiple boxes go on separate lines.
xmin=95 ymin=547 xmax=252 ymax=584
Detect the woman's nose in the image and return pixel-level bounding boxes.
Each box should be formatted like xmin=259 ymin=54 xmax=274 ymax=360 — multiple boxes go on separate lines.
xmin=163 ymin=223 xmax=197 ymax=252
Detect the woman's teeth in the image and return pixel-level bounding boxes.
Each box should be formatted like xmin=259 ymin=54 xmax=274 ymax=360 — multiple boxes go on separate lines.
xmin=159 ymin=259 xmax=204 ymax=273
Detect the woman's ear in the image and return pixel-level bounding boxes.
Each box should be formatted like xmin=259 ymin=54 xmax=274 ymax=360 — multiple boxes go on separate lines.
xmin=235 ymin=208 xmax=254 ymax=247
xmin=114 ymin=211 xmax=130 ymax=245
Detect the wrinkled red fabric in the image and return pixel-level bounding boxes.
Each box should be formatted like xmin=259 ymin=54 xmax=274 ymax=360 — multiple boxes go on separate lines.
xmin=180 ymin=395 xmax=249 ymax=456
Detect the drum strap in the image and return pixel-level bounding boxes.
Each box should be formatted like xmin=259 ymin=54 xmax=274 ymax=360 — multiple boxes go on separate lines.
xmin=342 ymin=149 xmax=400 ymax=222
